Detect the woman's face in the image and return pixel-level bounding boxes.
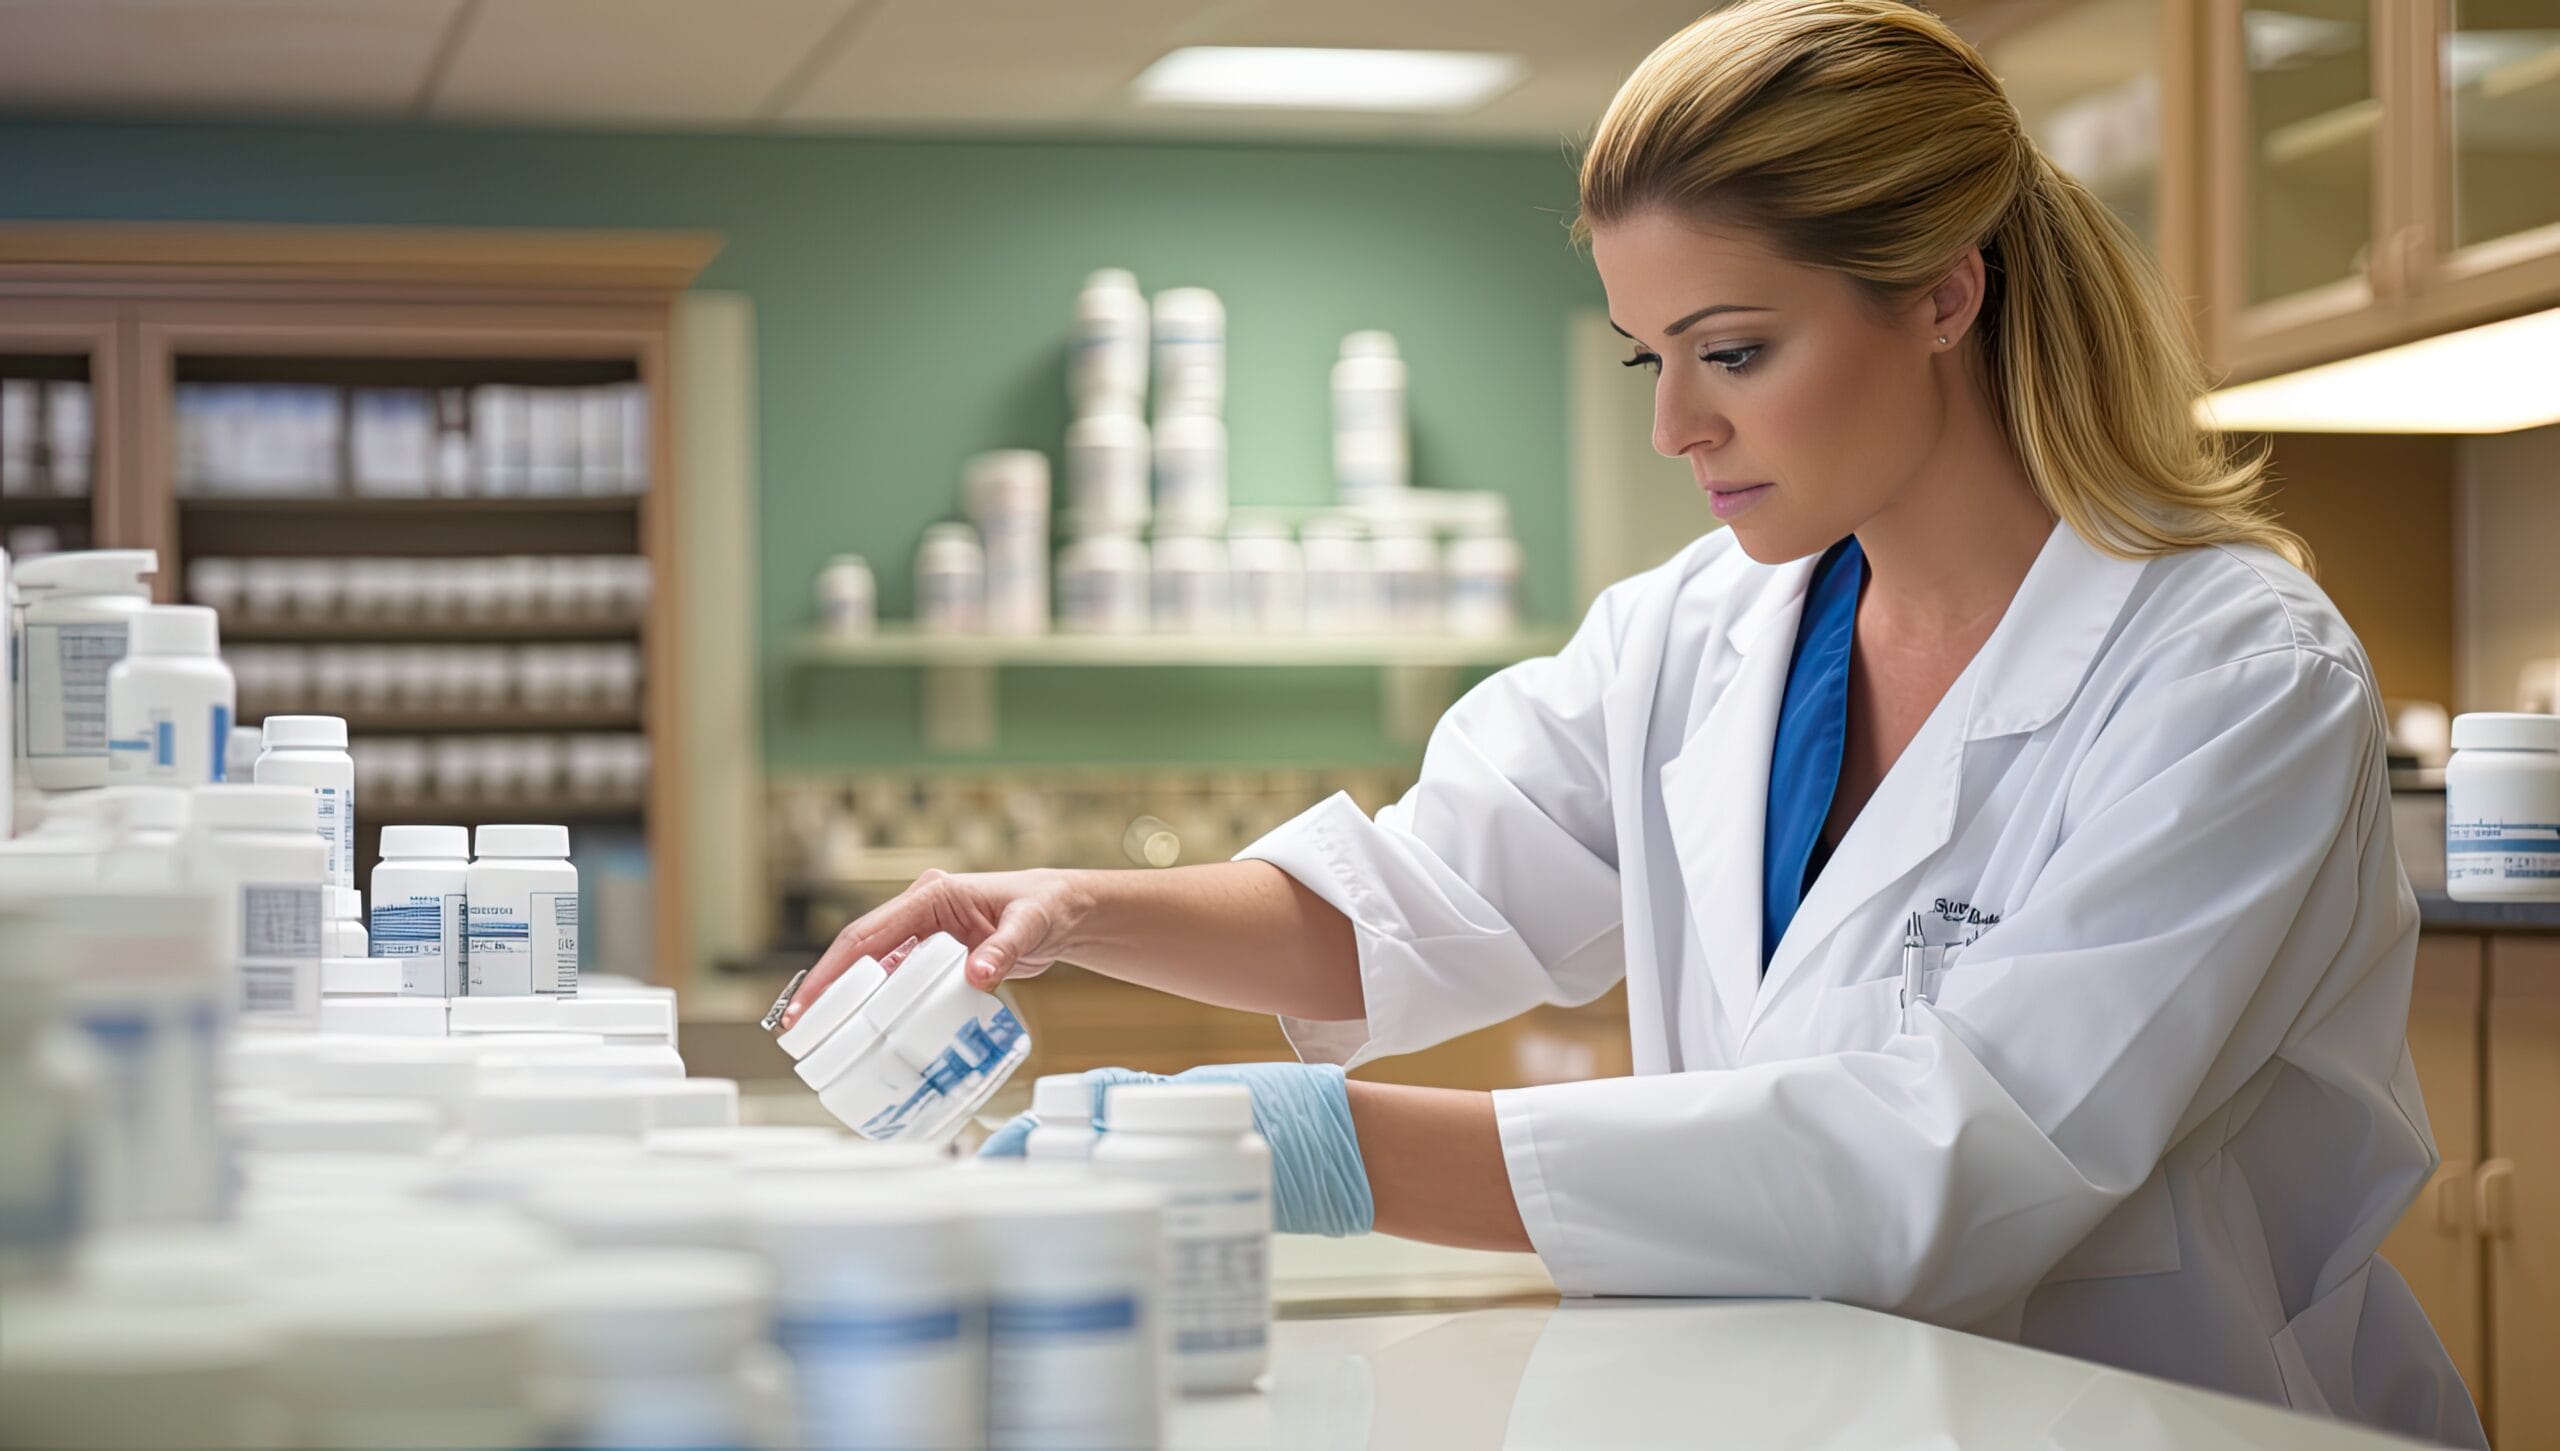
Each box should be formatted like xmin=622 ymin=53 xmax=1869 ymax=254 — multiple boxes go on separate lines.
xmin=1589 ymin=209 xmax=1961 ymax=565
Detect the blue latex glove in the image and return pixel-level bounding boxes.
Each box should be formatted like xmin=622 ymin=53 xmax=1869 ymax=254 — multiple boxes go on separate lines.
xmin=980 ymin=1062 xmax=1375 ymax=1238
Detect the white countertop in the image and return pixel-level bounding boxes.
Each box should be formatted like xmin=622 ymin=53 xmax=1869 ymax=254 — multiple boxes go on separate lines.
xmin=1163 ymin=1237 xmax=2429 ymax=1450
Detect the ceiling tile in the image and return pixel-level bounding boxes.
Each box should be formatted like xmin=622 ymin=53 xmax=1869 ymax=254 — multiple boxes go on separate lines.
xmin=430 ymin=0 xmax=857 ymax=125
xmin=0 ymin=0 xmax=459 ymax=117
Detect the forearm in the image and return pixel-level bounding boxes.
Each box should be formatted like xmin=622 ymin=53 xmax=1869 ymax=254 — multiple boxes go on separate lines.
xmin=1346 ymin=1081 xmax=1531 ymax=1252
xmin=1059 ymin=859 xmax=1364 ymax=1021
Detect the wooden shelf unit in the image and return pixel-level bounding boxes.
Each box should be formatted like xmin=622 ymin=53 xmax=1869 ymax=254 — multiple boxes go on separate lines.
xmin=0 ymin=224 xmax=720 ymax=991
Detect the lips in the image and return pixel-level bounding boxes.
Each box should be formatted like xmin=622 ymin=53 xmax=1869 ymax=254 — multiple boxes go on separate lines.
xmin=1706 ymin=482 xmax=1774 ymax=522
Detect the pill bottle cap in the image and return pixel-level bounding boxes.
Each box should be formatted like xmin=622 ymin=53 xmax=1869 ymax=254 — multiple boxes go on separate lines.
xmin=1032 ymin=1073 xmax=1092 ymax=1125
xmin=379 ymin=824 xmax=470 ymax=859
xmin=1106 ymin=1081 xmax=1254 ymax=1135
xmin=1083 ymin=267 xmax=1139 ymax=293
xmin=190 ymin=784 xmax=319 ymax=835
xmin=261 ymin=714 xmax=348 ymax=750
xmin=15 ymin=548 xmax=157 ymax=595
xmin=2452 ymin=712 xmax=2560 ymax=753
xmin=474 ymin=824 xmax=571 ymax=859
xmin=126 ymin=604 xmax=220 ymax=657
xmin=773 ymin=955 xmax=885 ymax=1060
xmin=1340 ymin=330 xmax=1399 ymax=360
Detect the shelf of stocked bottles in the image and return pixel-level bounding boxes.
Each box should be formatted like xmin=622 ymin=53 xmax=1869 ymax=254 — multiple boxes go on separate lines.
xmin=793 ymin=625 xmax=1568 ymax=669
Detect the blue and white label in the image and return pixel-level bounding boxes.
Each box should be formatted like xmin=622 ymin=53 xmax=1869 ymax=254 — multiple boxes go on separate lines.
xmin=375 ymin=890 xmax=464 ymax=996
xmin=23 ymin=620 xmax=125 ymax=758
xmin=858 ymin=1004 xmax=1027 ymax=1141
xmin=467 ymin=890 xmax=578 ymax=996
xmin=776 ymin=1300 xmax=979 ymax=1451
xmin=2450 ymin=819 xmax=2560 ymax=883
xmin=238 ymin=882 xmax=322 ymax=1022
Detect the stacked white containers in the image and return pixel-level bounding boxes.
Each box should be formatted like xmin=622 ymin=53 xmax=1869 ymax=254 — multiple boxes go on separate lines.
xmin=913 ymin=524 xmax=987 ymax=635
xmin=1150 ymin=288 xmax=1227 ymax=539
xmin=1332 ymin=330 xmax=1409 ymax=506
xmin=373 ymin=824 xmax=469 ymax=997
xmin=186 ymin=784 xmax=327 ymax=1027
xmin=105 ymin=605 xmax=236 ymax=787
xmin=253 ymin=714 xmax=355 ymax=890
xmin=965 ymin=452 xmax=1050 ymax=636
xmin=18 ymin=550 xmax=158 ymax=789
xmin=468 ymin=825 xmax=580 ymax=996
xmin=1054 ymin=269 xmax=1156 ymax=637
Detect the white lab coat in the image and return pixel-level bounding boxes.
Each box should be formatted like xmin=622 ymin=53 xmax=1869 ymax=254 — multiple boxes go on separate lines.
xmin=1242 ymin=522 xmax=2485 ymax=1447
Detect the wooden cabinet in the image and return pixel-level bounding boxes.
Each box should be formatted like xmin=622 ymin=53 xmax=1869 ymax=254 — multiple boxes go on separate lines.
xmin=2202 ymin=0 xmax=2560 ymax=380
xmin=2382 ymin=931 xmax=2560 ymax=1446
xmin=2487 ymin=934 xmax=2560 ymax=1449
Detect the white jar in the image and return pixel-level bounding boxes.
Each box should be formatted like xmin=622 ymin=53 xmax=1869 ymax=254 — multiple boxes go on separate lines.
xmin=98 ymin=784 xmax=191 ymax=887
xmin=2447 ymin=712 xmax=2560 ymax=902
xmin=1227 ymin=520 xmax=1306 ymax=635
xmin=469 ymin=824 xmax=580 ymax=996
xmin=1024 ymin=1073 xmax=1098 ymax=1162
xmin=1065 ymin=412 xmax=1151 ymax=536
xmin=106 ymin=605 xmax=235 ymax=788
xmin=1091 ymin=1082 xmax=1272 ymax=1395
xmin=1300 ymin=516 xmax=1382 ymax=636
xmin=268 ymin=1274 xmax=539 ymax=1451
xmin=780 ymin=933 xmax=1032 ymax=1144
xmin=914 ymin=523 xmax=987 ymax=635
xmin=816 ymin=555 xmax=877 ymax=639
xmin=1151 ymin=287 xmax=1225 ymax=422
xmin=323 ymin=886 xmax=370 ymax=959
xmin=374 ymin=824 xmax=470 ymax=998
xmin=187 ymin=784 xmax=327 ymax=1027
xmin=530 ymin=1249 xmax=773 ymax=1451
xmin=964 ymin=450 xmax=1051 ymax=559
xmin=957 ymin=1171 xmax=1166 ymax=1451
xmin=1070 ymin=268 xmax=1150 ymax=418
xmin=1152 ymin=412 xmax=1228 ymax=535
xmin=1372 ymin=524 xmax=1443 ymax=634
xmin=223 ymin=726 xmax=262 ymax=787
xmin=1332 ymin=330 xmax=1410 ymax=505
xmin=1443 ymin=529 xmax=1524 ymax=637
xmin=1057 ymin=534 xmax=1151 ymax=635
xmin=1150 ymin=534 xmax=1230 ymax=635
xmin=16 ymin=549 xmax=157 ymax=789
xmin=254 ymin=714 xmax=355 ymax=889
xmin=753 ymin=1184 xmax=980 ymax=1451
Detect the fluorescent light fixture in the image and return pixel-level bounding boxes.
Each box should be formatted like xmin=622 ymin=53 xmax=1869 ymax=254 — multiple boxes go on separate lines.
xmin=1131 ymin=47 xmax=1524 ymax=113
xmin=2197 ymin=306 xmax=2560 ymax=434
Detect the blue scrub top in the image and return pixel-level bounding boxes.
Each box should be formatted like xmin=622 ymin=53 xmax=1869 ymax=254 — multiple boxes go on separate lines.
xmin=1761 ymin=535 xmax=1868 ymax=973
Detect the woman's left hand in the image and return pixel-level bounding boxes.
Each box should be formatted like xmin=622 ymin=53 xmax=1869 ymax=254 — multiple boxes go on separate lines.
xmin=980 ymin=1062 xmax=1376 ymax=1238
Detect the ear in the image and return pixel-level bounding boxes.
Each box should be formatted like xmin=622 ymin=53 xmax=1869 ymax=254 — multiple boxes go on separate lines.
xmin=1920 ymin=246 xmax=1988 ymax=349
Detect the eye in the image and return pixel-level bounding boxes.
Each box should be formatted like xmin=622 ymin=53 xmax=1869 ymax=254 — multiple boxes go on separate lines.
xmin=1620 ymin=350 xmax=1661 ymax=374
xmin=1705 ymin=344 xmax=1763 ymax=374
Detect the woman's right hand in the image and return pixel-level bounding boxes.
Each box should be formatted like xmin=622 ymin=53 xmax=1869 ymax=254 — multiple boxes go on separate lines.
xmin=779 ymin=867 xmax=1096 ymax=1029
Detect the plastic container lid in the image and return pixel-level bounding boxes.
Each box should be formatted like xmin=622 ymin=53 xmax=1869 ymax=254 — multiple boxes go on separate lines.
xmin=320 ymin=956 xmax=402 ymax=996
xmin=474 ymin=824 xmax=571 ymax=859
xmin=635 ymin=1077 xmax=740 ymax=1131
xmin=448 ymin=996 xmax=561 ymax=1033
xmin=774 ymin=955 xmax=886 ymax=1060
xmin=380 ymin=824 xmax=470 ymax=859
xmin=466 ymin=1079 xmax=650 ymax=1140
xmin=127 ymin=604 xmax=221 ymax=657
xmin=532 ymin=1250 xmax=770 ymax=1375
xmin=15 ymin=548 xmax=158 ymax=594
xmin=2451 ymin=711 xmax=2560 ymax=753
xmin=1105 ymin=1081 xmax=1253 ymax=1134
xmin=748 ymin=1183 xmax=964 ymax=1299
xmin=476 ymin=1045 xmax=686 ymax=1082
xmin=74 ymin=1227 xmax=265 ymax=1309
xmin=1083 ymin=267 xmax=1138 ymax=293
xmin=317 ymin=996 xmax=449 ymax=1037
xmin=1153 ymin=286 xmax=1225 ymax=327
xmin=646 ymin=1125 xmax=841 ymax=1161
xmin=261 ymin=715 xmax=348 ymax=751
xmin=104 ymin=785 xmax=190 ymax=833
xmin=236 ymin=1099 xmax=443 ymax=1155
xmin=190 ymin=784 xmax=319 ymax=836
xmin=1032 ymin=1073 xmax=1092 ymax=1125
xmin=553 ymin=994 xmax=676 ymax=1039
xmin=1340 ymin=330 xmax=1400 ymax=360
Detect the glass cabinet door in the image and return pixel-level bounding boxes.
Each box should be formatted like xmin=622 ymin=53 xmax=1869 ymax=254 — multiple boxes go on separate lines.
xmin=2445 ymin=0 xmax=2560 ymax=253
xmin=1990 ymin=0 xmax=2165 ymax=253
xmin=2240 ymin=0 xmax=2381 ymax=305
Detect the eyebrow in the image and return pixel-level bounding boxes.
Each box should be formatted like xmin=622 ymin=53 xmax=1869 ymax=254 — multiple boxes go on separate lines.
xmin=1609 ymin=303 xmax=1772 ymax=340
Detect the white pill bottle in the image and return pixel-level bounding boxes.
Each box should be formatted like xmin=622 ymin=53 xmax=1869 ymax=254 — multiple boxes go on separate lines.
xmin=1092 ymin=1082 xmax=1272 ymax=1395
xmin=1331 ymin=330 xmax=1409 ymax=506
xmin=1024 ymin=1073 xmax=1098 ymax=1162
xmin=467 ymin=824 xmax=579 ymax=996
xmin=914 ymin=523 xmax=988 ymax=635
xmin=2446 ymin=712 xmax=2560 ymax=902
xmin=1064 ymin=411 xmax=1151 ymax=536
xmin=254 ymin=714 xmax=355 ymax=890
xmin=187 ymin=784 xmax=326 ymax=1027
xmin=105 ymin=605 xmax=235 ymax=787
xmin=1070 ymin=268 xmax=1149 ymax=418
xmin=1150 ymin=287 xmax=1225 ymax=422
xmin=17 ymin=548 xmax=156 ymax=789
xmin=374 ymin=824 xmax=470 ymax=997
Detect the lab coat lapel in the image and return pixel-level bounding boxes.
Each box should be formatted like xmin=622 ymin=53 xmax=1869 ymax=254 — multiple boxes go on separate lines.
xmin=1657 ymin=558 xmax=1814 ymax=1048
xmin=1747 ymin=523 xmax=2150 ymax=1030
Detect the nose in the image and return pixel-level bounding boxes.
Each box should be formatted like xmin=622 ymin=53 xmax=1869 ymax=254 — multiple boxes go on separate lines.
xmin=1651 ymin=377 xmax=1730 ymax=460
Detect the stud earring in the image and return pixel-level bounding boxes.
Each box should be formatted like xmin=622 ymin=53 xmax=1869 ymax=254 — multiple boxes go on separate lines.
xmin=1936 ymin=335 xmax=1949 ymax=346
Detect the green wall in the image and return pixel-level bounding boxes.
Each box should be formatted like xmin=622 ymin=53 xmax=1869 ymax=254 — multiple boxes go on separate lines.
xmin=0 ymin=122 xmax=1605 ymax=767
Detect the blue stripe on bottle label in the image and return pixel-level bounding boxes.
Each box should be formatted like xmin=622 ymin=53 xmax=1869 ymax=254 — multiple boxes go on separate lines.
xmin=991 ymin=1295 xmax=1138 ymax=1338
xmin=776 ymin=1307 xmax=964 ymax=1352
xmin=210 ymin=702 xmax=231 ymax=782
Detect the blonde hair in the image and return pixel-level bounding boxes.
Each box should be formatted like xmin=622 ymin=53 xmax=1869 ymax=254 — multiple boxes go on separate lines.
xmin=1575 ymin=0 xmax=2307 ymax=569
